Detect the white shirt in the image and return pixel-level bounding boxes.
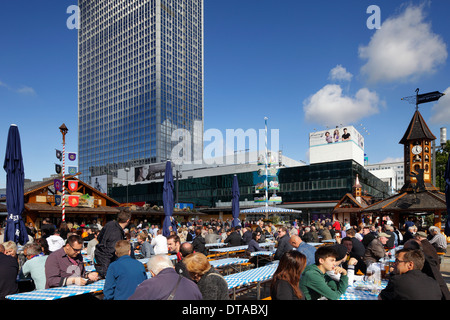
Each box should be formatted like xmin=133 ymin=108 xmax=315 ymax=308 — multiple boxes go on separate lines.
xmin=47 ymin=235 xmax=66 ymax=252
xmin=151 ymin=234 xmax=168 ymax=255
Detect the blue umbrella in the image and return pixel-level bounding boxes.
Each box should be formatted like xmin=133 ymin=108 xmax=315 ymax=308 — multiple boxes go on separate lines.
xmin=3 ymin=125 xmax=29 ymax=245
xmin=444 ymin=154 xmax=450 ymax=236
xmin=162 ymin=161 xmax=176 ymax=237
xmin=231 ymin=174 xmax=241 ymax=228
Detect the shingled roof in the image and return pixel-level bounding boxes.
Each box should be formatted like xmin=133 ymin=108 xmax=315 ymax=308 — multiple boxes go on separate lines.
xmin=362 ymin=190 xmax=446 ymax=213
xmin=399 ymin=110 xmax=436 ymax=144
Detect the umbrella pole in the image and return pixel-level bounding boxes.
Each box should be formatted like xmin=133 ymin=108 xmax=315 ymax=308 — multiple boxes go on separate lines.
xmin=265 ymin=117 xmax=269 ymax=220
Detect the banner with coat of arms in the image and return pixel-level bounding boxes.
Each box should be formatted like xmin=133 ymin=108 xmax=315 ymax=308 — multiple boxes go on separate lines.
xmin=68 ymin=180 xmax=78 ymax=192
xmin=68 ymin=152 xmax=77 ymax=161
xmin=68 ymin=195 xmax=79 ymax=207
xmin=54 ymin=179 xmax=62 ymax=191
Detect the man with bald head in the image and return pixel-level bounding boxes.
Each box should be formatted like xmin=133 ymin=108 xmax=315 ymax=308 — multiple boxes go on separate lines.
xmin=290 ymin=235 xmax=316 ymax=266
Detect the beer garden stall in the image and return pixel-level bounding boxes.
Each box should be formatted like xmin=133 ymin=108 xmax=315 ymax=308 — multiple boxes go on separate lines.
xmin=8 ymin=175 xmax=121 ymax=231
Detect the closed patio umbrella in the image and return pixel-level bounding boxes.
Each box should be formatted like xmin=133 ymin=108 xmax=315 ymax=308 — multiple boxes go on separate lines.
xmin=3 ymin=125 xmax=29 ymax=245
xmin=231 ymin=174 xmax=241 ymax=228
xmin=162 ymin=160 xmax=176 ymax=237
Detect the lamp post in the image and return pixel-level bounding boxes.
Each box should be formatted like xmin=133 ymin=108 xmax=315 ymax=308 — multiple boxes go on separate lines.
xmin=124 ymin=167 xmax=130 ymax=204
xmin=59 ymin=124 xmax=69 ymax=221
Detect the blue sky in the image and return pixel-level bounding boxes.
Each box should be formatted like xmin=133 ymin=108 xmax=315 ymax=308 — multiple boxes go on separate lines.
xmin=1 ymin=0 xmax=450 ymax=188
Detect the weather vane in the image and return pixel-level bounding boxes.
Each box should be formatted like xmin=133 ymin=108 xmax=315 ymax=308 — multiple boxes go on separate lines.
xmin=401 ymin=88 xmax=445 ymax=110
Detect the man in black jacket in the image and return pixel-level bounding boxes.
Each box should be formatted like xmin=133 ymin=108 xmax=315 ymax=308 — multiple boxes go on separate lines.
xmin=379 ymin=248 xmax=441 ymax=300
xmin=94 ymin=211 xmax=132 ymax=278
xmin=274 ymin=227 xmax=293 ymax=260
xmin=224 ymin=227 xmax=242 ymax=247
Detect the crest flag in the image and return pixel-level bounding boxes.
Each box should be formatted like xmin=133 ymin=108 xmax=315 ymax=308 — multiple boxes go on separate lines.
xmin=56 ymin=150 xmax=62 ymax=161
xmin=68 ymin=195 xmax=79 ymax=207
xmin=68 ymin=152 xmax=77 ymax=161
xmin=68 ymin=180 xmax=78 ymax=192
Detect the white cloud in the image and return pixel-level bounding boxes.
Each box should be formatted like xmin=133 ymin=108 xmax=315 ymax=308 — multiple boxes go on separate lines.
xmin=303 ymin=84 xmax=380 ymax=126
xmin=328 ymin=65 xmax=353 ymax=82
xmin=429 ymin=87 xmax=450 ymax=124
xmin=16 ymin=86 xmax=36 ymax=95
xmin=359 ymin=4 xmax=447 ymax=83
xmin=0 ymin=80 xmax=36 ymax=95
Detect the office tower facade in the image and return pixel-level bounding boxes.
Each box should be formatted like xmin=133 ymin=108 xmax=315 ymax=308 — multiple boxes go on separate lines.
xmin=78 ymin=0 xmax=204 ymax=183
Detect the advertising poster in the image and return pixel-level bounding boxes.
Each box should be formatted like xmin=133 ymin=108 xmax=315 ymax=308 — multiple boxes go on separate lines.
xmin=309 ymin=125 xmax=364 ymax=150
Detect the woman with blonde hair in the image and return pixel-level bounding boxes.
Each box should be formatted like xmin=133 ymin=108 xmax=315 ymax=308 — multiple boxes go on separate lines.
xmin=183 ymin=252 xmax=229 ymax=300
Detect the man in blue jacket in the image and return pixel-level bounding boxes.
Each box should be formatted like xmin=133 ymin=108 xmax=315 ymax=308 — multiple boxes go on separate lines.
xmin=103 ymin=240 xmax=147 ymax=300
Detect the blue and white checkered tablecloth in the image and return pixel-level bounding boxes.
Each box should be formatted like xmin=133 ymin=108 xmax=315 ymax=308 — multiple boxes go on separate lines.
xmin=205 ymin=242 xmax=227 ymax=248
xmin=339 ymin=280 xmax=388 ymax=300
xmin=209 ymin=242 xmax=275 ymax=254
xmin=225 ymin=264 xmax=277 ymax=283
xmin=305 ymin=242 xmax=323 ymax=247
xmin=6 ymin=272 xmax=154 ymax=301
xmin=138 ymin=255 xmax=178 ymax=265
xmin=223 ymin=277 xmax=251 ymax=290
xmin=210 ymin=258 xmax=248 ymax=268
xmin=250 ymin=250 xmax=275 ymax=257
xmin=259 ymin=242 xmax=275 ymax=248
xmin=6 ymin=280 xmax=106 ymax=300
xmin=209 ymin=245 xmax=248 ymax=253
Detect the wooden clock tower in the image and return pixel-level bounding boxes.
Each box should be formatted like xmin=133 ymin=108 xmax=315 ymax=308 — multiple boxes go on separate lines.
xmin=399 ymin=110 xmax=438 ymax=193
xmin=362 ymin=90 xmax=447 ymax=230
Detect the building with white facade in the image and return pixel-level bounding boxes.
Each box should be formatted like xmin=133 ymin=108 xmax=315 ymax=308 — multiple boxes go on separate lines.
xmin=365 ymin=160 xmax=404 ymax=194
xmin=309 ymin=126 xmax=365 ymax=166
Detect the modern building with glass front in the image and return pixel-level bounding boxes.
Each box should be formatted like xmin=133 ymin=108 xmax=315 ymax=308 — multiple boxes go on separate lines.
xmin=78 ymin=0 xmax=204 ymax=183
xmin=110 ymin=159 xmax=390 ymax=223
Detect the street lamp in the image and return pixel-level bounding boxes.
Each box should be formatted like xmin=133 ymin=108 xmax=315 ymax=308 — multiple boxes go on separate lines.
xmin=124 ymin=167 xmax=130 ymax=204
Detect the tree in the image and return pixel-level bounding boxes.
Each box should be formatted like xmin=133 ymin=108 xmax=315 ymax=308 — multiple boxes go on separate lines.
xmin=435 ymin=140 xmax=450 ymax=191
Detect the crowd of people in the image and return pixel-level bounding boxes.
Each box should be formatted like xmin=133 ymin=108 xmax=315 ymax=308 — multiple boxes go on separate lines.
xmin=0 ymin=213 xmax=449 ymax=300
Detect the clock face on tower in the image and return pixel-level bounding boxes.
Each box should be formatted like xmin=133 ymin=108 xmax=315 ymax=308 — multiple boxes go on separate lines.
xmin=412 ymin=145 xmax=422 ymax=155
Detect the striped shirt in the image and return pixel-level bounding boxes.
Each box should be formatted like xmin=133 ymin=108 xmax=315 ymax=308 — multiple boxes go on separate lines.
xmin=429 ymin=233 xmax=447 ymax=250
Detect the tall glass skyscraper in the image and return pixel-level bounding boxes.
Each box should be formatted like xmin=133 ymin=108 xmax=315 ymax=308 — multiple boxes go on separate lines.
xmin=78 ymin=0 xmax=204 ymax=183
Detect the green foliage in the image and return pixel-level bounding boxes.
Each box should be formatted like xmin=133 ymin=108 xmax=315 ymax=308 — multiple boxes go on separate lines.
xmin=435 ymin=140 xmax=450 ymax=191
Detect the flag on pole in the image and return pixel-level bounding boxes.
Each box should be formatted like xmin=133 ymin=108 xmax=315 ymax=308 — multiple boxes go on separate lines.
xmin=54 ymin=179 xmax=62 ymax=191
xmin=56 ymin=149 xmax=62 ymax=161
xmin=68 ymin=166 xmax=77 ymax=175
xmin=68 ymin=152 xmax=77 ymax=161
xmin=417 ymin=91 xmax=445 ymax=104
xmin=68 ymin=180 xmax=78 ymax=192
xmin=68 ymin=195 xmax=79 ymax=207
xmin=55 ymin=195 xmax=62 ymax=206
xmin=55 ymin=164 xmax=62 ymax=174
